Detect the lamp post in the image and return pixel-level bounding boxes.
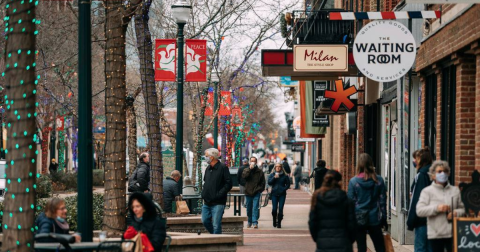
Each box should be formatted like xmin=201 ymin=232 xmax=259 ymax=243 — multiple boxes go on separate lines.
xmin=172 ymin=0 xmax=191 ymax=191
xmin=211 ymin=72 xmax=221 ymax=149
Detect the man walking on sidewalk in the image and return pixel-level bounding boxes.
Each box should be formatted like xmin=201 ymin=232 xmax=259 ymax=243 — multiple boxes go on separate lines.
xmin=242 ymin=156 xmax=266 ymax=228
xmin=201 ymin=148 xmax=233 ymax=234
xmin=293 ymin=161 xmax=303 ymax=190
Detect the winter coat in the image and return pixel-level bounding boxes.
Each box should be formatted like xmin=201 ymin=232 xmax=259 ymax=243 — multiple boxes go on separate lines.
xmin=202 ymin=161 xmax=233 ymax=206
xmin=48 ymin=163 xmax=58 ymax=174
xmin=237 ymin=165 xmax=248 ymax=187
xmin=416 ymin=182 xmax=465 ymax=239
xmin=406 ymin=165 xmax=431 ymax=230
xmin=268 ymin=163 xmax=275 ymax=174
xmin=283 ymin=161 xmax=291 ymax=174
xmin=309 ymin=189 xmax=356 ymax=252
xmin=128 ymin=161 xmax=150 ymax=192
xmin=310 ymin=167 xmax=328 ymax=190
xmin=294 ymin=165 xmax=303 ymax=178
xmin=242 ymin=166 xmax=266 ymax=196
xmin=268 ymin=173 xmax=290 ymax=197
xmin=347 ymin=173 xmax=387 ymax=226
xmin=125 ymin=192 xmax=166 ymax=251
xmin=35 ymin=213 xmax=70 ymax=243
xmin=163 ymin=177 xmax=180 ymax=213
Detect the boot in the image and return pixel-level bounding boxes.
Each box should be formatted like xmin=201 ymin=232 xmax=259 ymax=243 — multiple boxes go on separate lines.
xmin=277 ymin=214 xmax=283 ymax=228
xmin=272 ymin=212 xmax=277 ymax=228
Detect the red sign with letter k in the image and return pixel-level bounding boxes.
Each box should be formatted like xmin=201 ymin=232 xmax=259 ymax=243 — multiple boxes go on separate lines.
xmin=324 ymin=79 xmax=357 ymax=112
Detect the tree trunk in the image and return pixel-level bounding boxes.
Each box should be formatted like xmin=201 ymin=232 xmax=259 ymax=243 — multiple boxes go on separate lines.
xmin=2 ymin=0 xmax=37 ymax=250
xmin=134 ymin=1 xmax=164 ymax=206
xmin=103 ymin=0 xmax=138 ymax=234
xmin=126 ymin=96 xmax=138 ymax=173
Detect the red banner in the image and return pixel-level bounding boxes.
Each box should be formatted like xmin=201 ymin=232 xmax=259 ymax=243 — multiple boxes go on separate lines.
xmin=219 ymin=91 xmax=232 ymax=116
xmin=231 ymin=105 xmax=242 ymax=126
xmin=56 ymin=117 xmax=64 ymax=131
xmin=185 ymin=39 xmax=207 ymax=82
xmin=155 ymin=39 xmax=177 ymax=81
xmin=203 ymin=91 xmax=214 ymax=116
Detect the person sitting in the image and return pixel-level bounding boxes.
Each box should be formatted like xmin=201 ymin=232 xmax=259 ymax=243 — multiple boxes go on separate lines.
xmin=183 ymin=176 xmax=197 ymax=195
xmin=124 ymin=192 xmax=166 ymax=252
xmin=36 ymin=198 xmax=81 ymax=243
xmin=163 ymin=170 xmax=181 ymax=213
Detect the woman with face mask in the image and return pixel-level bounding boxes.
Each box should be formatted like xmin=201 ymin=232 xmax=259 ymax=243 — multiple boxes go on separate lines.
xmin=416 ymin=160 xmax=465 ymax=252
xmin=268 ymin=163 xmax=291 ymax=228
xmin=35 ymin=198 xmax=81 ymax=243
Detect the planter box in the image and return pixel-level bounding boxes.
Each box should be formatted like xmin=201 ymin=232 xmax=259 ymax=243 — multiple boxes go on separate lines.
xmin=164 ymin=232 xmax=241 ymax=252
xmin=167 ymin=216 xmax=247 ymax=245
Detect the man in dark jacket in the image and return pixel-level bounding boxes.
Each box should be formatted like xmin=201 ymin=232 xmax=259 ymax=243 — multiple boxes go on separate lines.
xmin=49 ymin=158 xmax=58 ymax=174
xmin=237 ymin=158 xmax=248 ymax=193
xmin=268 ymin=160 xmax=275 ymax=174
xmin=128 ymin=152 xmax=151 ymax=193
xmin=310 ymin=159 xmax=328 ymax=190
xmin=406 ymin=148 xmax=432 ymax=252
xmin=201 ymin=148 xmax=233 ymax=234
xmin=242 ymin=157 xmax=266 ymax=228
xmin=282 ymin=157 xmax=291 ymax=175
xmin=163 ymin=170 xmax=181 ymax=213
xmin=293 ymin=161 xmax=303 ymax=190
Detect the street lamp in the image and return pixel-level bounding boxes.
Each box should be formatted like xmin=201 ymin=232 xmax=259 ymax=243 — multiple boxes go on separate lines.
xmin=211 ymin=71 xmax=221 ymax=149
xmin=172 ymin=0 xmax=191 ymax=190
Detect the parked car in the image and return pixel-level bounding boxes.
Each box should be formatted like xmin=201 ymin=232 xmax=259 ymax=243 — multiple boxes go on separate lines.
xmin=0 ymin=160 xmax=6 ymax=202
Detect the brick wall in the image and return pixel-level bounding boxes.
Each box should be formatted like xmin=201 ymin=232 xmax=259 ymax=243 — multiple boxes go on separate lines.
xmin=416 ymin=5 xmax=480 ymax=71
xmin=434 ymin=66 xmax=443 ymax=159
xmin=419 ymin=76 xmax=426 ymax=151
xmin=476 ymin=47 xmax=480 ymax=170
xmin=454 ymin=55 xmax=476 ymax=184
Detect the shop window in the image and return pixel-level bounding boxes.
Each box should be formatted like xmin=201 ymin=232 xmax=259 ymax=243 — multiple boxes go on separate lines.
xmin=425 ymin=74 xmax=437 ymax=159
xmin=441 ymin=65 xmax=456 ymax=184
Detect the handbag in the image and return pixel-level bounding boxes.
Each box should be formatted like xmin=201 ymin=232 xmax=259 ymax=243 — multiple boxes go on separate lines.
xmin=175 ymin=196 xmax=190 ymax=215
xmin=383 ymin=232 xmax=395 ymax=252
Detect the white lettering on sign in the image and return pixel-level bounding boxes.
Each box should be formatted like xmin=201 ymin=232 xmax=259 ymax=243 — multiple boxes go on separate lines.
xmin=353 ymin=21 xmax=416 ymax=82
xmin=458 ymin=236 xmax=480 ymax=249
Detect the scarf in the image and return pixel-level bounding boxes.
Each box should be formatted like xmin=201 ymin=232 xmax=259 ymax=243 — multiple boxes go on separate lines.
xmin=54 ymin=218 xmax=70 ymax=231
xmin=275 ymin=171 xmax=284 ymax=176
xmin=134 ymin=215 xmax=143 ymax=222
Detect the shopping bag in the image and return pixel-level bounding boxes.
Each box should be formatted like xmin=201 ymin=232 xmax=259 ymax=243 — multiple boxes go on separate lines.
xmin=122 ymin=232 xmax=142 ymax=252
xmin=140 ymin=233 xmax=155 ymax=252
xmin=383 ymin=232 xmax=395 ymax=252
xmin=176 ymin=201 xmax=190 ymax=214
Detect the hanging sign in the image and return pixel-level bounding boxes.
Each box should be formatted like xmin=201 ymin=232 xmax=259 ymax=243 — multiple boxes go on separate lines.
xmin=313 ymin=81 xmax=330 ymax=127
xmin=292 ymin=142 xmax=305 ymax=152
xmin=155 ymin=39 xmax=177 ymax=81
xmin=407 ymin=0 xmax=480 ymax=3
xmin=203 ymin=91 xmax=214 ymax=116
xmin=295 ymin=128 xmax=315 ymax=142
xmin=293 ymin=45 xmax=348 ymax=72
xmin=353 ymin=21 xmax=416 ymax=82
xmin=185 ymin=39 xmax=207 ymax=82
xmin=56 ymin=117 xmax=65 ymax=131
xmin=219 ymin=91 xmax=232 ymax=116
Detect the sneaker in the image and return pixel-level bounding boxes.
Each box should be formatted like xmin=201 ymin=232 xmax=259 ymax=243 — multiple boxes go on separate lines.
xmin=247 ymin=223 xmax=252 ymax=228
xmin=253 ymin=224 xmax=258 ymax=229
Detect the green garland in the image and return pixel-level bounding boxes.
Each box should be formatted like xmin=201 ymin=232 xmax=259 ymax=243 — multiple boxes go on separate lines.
xmin=58 ymin=130 xmax=65 ymax=171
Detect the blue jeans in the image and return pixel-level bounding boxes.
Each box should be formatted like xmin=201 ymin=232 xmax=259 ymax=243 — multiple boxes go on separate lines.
xmin=271 ymin=194 xmax=286 ymax=215
xmin=201 ymin=204 xmax=225 ymax=234
xmin=415 ymin=225 xmax=432 ymax=252
xmin=294 ymin=177 xmax=301 ymax=189
xmin=245 ymin=192 xmax=261 ymax=225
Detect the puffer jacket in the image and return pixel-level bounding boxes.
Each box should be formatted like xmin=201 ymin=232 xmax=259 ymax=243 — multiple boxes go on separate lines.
xmin=416 ymin=182 xmax=465 ymax=239
xmin=268 ymin=172 xmax=290 ymax=196
xmin=309 ymin=189 xmax=356 ymax=252
xmin=242 ymin=166 xmax=266 ymax=196
xmin=347 ymin=173 xmax=387 ymax=226
xmin=128 ymin=161 xmax=150 ymax=192
xmin=35 ymin=212 xmax=70 ymax=243
xmin=163 ymin=177 xmax=180 ymax=213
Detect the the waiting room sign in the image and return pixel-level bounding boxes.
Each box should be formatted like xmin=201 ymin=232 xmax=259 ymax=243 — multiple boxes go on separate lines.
xmin=293 ymin=45 xmax=348 ymax=72
xmin=353 ymin=21 xmax=416 ymax=82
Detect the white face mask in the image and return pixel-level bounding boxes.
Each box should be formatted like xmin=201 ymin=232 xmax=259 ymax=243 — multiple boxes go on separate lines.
xmin=436 ymin=172 xmax=449 ymax=183
xmin=250 ymin=162 xmax=256 ymax=167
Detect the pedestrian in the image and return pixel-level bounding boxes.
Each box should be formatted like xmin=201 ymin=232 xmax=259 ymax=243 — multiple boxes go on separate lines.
xmin=183 ymin=176 xmax=197 ymax=195
xmin=124 ymin=192 xmax=166 ymax=252
xmin=407 ymin=147 xmax=433 ymax=252
xmin=237 ymin=158 xmax=248 ymax=194
xmin=416 ymin=160 xmax=464 ymax=252
xmin=49 ymin=158 xmax=58 ymax=174
xmin=282 ymin=157 xmax=291 ymax=175
xmin=268 ymin=160 xmax=275 ymax=174
xmin=310 ymin=159 xmax=329 ymax=190
xmin=163 ymin=170 xmax=182 ymax=213
xmin=347 ymin=153 xmax=387 ymax=252
xmin=242 ymin=156 xmax=266 ymax=228
xmin=128 ymin=152 xmax=151 ymax=193
xmin=262 ymin=160 xmax=270 ymax=173
xmin=36 ymin=198 xmax=82 ymax=243
xmin=201 ymin=148 xmax=233 ymax=234
xmin=293 ymin=161 xmax=303 ymax=190
xmin=268 ymin=162 xmax=291 ymax=228
xmin=309 ymin=170 xmax=356 ymax=252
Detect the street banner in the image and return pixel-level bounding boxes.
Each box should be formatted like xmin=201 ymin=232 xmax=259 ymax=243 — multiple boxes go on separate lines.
xmin=56 ymin=116 xmax=64 ymax=131
xmin=312 ymin=81 xmax=330 ymax=127
xmin=231 ymin=105 xmax=243 ymax=126
xmin=203 ymin=91 xmax=214 ymax=116
xmin=155 ymin=39 xmax=177 ymax=81
xmin=294 ymin=45 xmax=348 ymax=72
xmin=300 ymin=81 xmax=326 ymax=138
xmin=353 ymin=21 xmax=416 ymax=82
xmin=219 ymin=91 xmax=232 ymax=116
xmin=185 ymin=39 xmax=207 ymax=82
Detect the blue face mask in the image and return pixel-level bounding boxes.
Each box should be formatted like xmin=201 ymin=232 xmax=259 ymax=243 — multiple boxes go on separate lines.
xmin=56 ymin=216 xmax=66 ymax=223
xmin=436 ymin=172 xmax=449 ymax=183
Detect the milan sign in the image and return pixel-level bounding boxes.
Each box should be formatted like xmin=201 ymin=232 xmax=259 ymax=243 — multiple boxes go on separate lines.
xmin=185 ymin=39 xmax=207 ymax=82
xmin=353 ymin=21 xmax=416 ymax=82
xmin=155 ymin=39 xmax=177 ymax=81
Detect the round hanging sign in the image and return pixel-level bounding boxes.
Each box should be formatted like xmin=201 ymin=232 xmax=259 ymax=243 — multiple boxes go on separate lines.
xmin=353 ymin=21 xmax=416 ymax=82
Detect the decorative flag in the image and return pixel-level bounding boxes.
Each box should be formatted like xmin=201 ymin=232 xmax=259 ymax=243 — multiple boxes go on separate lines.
xmin=231 ymin=105 xmax=243 ymax=126
xmin=185 ymin=39 xmax=207 ymax=82
xmin=203 ymin=91 xmax=214 ymax=116
xmin=155 ymin=39 xmax=177 ymax=81
xmin=56 ymin=117 xmax=65 ymax=131
xmin=219 ymin=91 xmax=232 ymax=116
